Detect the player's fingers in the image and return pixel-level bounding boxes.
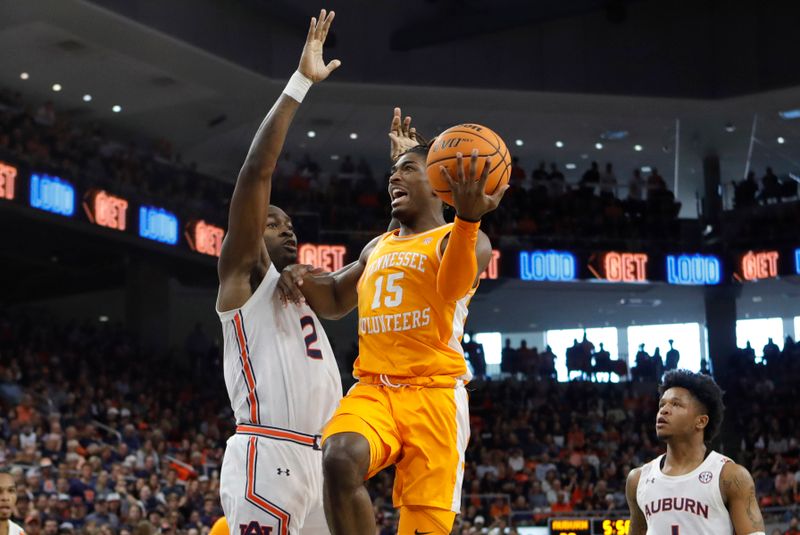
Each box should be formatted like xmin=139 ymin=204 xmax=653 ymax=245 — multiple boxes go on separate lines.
xmin=488 ymin=184 xmax=510 ymax=206
xmin=402 ymin=116 xmax=412 ymax=136
xmin=391 ymin=108 xmax=401 ymax=132
xmin=455 ymin=152 xmax=466 ymax=183
xmin=306 ymin=17 xmax=316 ymax=43
xmin=478 ymin=156 xmax=492 ymax=190
xmin=314 ymin=9 xmax=326 ymax=40
xmin=320 ymin=10 xmax=335 ymax=42
xmin=439 ymin=165 xmax=457 ymax=190
xmin=325 ymin=59 xmax=342 ymax=73
xmin=469 ymin=149 xmax=479 ymax=183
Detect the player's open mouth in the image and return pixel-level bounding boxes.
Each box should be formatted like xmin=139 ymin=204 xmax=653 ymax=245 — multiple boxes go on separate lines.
xmin=656 ymin=417 xmax=668 ymax=427
xmin=390 ymin=187 xmax=408 ymax=206
xmin=283 ymin=240 xmax=297 ymax=252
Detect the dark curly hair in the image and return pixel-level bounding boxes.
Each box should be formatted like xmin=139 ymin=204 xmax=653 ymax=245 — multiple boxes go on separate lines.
xmin=659 ymin=369 xmax=725 ymax=443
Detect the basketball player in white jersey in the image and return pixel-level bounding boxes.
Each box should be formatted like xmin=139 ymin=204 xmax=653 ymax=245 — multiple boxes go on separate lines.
xmin=216 ymin=10 xmax=342 ymax=535
xmin=0 ymin=470 xmax=25 ymax=535
xmin=626 ymin=370 xmax=765 ymax=535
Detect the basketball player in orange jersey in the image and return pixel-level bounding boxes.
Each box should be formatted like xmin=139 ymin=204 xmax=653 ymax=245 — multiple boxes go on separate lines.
xmin=0 ymin=470 xmax=25 ymax=535
xmin=626 ymin=370 xmax=764 ymax=535
xmin=279 ymin=141 xmax=508 ymax=533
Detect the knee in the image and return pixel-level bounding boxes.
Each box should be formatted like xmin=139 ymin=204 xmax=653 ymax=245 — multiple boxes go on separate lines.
xmin=322 ymin=432 xmax=370 ymax=486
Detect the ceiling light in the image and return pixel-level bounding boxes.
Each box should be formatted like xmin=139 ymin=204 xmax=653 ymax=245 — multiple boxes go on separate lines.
xmin=307 ymin=130 xmax=316 ymax=138
xmin=565 ymin=163 xmax=577 ymax=170
xmin=349 ymin=132 xmax=358 ymax=140
xmin=19 ymin=72 xmax=29 ymax=80
xmin=82 ymin=94 xmax=92 ymax=102
xmin=641 ymin=166 xmax=652 ymax=173
xmin=515 ymin=139 xmax=524 ymax=146
xmin=777 ymin=136 xmax=785 ymax=144
xmin=111 ymin=105 xmax=122 ymax=113
xmin=724 ymin=123 xmax=736 ymax=133
xmin=330 ymin=154 xmax=339 ymax=160
xmin=52 ymin=83 xmax=62 ymax=92
xmin=595 ymin=142 xmax=603 ymax=150
xmin=634 ymin=144 xmax=643 ymax=152
xmin=555 ymin=141 xmax=564 ymax=148
xmin=601 ymin=130 xmax=629 ymax=140
xmin=779 ymin=109 xmax=800 ymax=120
xmin=580 ymin=153 xmax=588 ymax=160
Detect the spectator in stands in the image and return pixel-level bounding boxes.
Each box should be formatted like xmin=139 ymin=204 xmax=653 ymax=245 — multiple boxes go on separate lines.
xmin=665 ymin=340 xmax=680 ymax=371
xmin=599 ymin=163 xmax=617 ymax=199
xmin=580 ymin=162 xmax=600 ymax=195
xmin=760 ymin=167 xmax=780 ymax=203
xmin=734 ymin=171 xmax=759 ymax=208
xmin=628 ymin=168 xmax=645 ymax=201
xmin=539 ymin=345 xmax=557 ymax=379
xmin=501 ymin=339 xmax=516 ymax=375
xmin=464 ymin=332 xmax=487 ymax=379
xmin=763 ymin=338 xmax=780 ymax=366
xmin=646 ymin=168 xmax=667 ymax=199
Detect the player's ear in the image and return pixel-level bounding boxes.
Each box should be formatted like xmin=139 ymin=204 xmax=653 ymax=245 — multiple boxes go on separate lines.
xmin=695 ymin=414 xmax=709 ymax=432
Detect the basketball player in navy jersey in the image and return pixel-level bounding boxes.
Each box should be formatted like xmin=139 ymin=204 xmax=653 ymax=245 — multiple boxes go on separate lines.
xmin=626 ymin=370 xmax=764 ymax=535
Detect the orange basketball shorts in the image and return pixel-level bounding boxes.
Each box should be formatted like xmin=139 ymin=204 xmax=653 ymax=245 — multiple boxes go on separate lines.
xmin=322 ymin=377 xmax=469 ymax=513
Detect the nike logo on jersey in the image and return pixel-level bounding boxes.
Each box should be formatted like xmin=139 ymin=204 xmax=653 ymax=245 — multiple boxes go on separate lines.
xmin=414 ymin=530 xmax=433 ymax=535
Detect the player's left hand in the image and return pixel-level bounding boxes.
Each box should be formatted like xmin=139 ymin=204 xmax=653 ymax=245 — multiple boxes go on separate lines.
xmin=439 ymin=149 xmax=509 ymax=222
xmin=298 ymin=9 xmax=341 ymax=83
xmin=277 ymin=264 xmax=325 ymax=305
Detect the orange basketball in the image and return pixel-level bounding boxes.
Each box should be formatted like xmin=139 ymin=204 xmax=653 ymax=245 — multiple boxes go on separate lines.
xmin=425 ymin=123 xmax=511 ymax=207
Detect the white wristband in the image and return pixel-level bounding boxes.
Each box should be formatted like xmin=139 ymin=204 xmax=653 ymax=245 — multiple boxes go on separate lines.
xmin=283 ymin=71 xmax=313 ymax=103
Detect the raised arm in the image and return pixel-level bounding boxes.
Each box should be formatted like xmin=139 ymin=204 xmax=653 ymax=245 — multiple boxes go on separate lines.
xmin=625 ymin=468 xmax=648 ymax=535
xmin=217 ymin=10 xmax=340 ymax=312
xmin=436 ymin=150 xmax=507 ymax=301
xmin=721 ymin=462 xmax=765 ymax=535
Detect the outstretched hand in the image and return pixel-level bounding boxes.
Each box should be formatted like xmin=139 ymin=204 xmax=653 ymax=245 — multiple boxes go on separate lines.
xmin=277 ymin=264 xmax=325 ymax=305
xmin=298 ymin=9 xmax=341 ymax=83
xmin=439 ymin=149 xmax=508 ymax=222
xmin=389 ymin=107 xmax=425 ymax=161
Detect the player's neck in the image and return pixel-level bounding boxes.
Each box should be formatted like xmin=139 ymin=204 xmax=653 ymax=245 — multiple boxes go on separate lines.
xmin=0 ymin=518 xmax=9 ymax=535
xmin=664 ymin=439 xmax=707 ymax=474
xmin=397 ymin=212 xmax=447 ymax=236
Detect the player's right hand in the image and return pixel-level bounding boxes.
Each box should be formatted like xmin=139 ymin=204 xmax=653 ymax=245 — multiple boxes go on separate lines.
xmin=298 ymin=9 xmax=341 ymax=83
xmin=389 ymin=107 xmax=424 ymax=161
xmin=277 ymin=264 xmax=325 ymax=305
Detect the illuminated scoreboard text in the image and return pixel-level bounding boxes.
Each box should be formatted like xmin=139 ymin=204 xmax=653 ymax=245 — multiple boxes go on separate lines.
xmin=0 ymin=162 xmax=17 ymax=200
xmin=83 ymin=189 xmax=129 ymax=231
xmin=30 ymin=173 xmax=75 ymax=216
xmin=186 ymin=220 xmax=224 ymax=257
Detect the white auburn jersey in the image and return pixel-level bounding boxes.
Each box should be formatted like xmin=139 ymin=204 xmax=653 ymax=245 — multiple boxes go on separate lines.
xmin=637 ymin=450 xmax=733 ymax=535
xmin=7 ymin=520 xmax=25 ymax=535
xmin=217 ymin=264 xmax=342 ymax=434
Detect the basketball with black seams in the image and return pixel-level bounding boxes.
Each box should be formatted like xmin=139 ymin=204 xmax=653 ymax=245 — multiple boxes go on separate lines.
xmin=425 ymin=123 xmax=512 ymax=206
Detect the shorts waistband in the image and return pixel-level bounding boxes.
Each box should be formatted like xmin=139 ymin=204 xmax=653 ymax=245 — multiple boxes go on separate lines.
xmin=356 ymin=374 xmax=466 ymax=388
xmin=236 ymin=423 xmax=321 ymax=450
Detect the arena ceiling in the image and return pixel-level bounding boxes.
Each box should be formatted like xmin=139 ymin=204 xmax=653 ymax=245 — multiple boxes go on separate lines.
xmin=2 ymin=0 xmax=800 ymax=220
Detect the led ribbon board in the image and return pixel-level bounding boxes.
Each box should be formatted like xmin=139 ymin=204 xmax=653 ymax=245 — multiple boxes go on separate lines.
xmin=519 ymin=250 xmax=576 ymax=281
xmin=795 ymin=248 xmax=800 ymax=275
xmin=185 ymin=220 xmax=224 ymax=257
xmin=479 ymin=249 xmax=501 ymax=280
xmin=298 ymin=244 xmax=347 ymax=271
xmin=83 ymin=189 xmax=129 ymax=231
xmin=30 ymin=173 xmax=74 ymax=216
xmin=593 ymin=251 xmax=648 ymax=282
xmin=739 ymin=250 xmax=779 ymax=281
xmin=139 ymin=205 xmax=178 ymax=245
xmin=666 ymin=254 xmax=721 ymax=285
xmin=0 ymin=161 xmax=17 ymax=200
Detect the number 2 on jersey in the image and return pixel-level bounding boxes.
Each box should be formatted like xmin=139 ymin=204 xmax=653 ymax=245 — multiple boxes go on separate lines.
xmin=371 ymin=272 xmax=404 ymax=309
xmin=300 ymin=316 xmax=322 ymax=359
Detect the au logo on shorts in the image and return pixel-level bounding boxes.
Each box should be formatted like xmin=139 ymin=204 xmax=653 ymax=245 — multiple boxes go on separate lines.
xmin=239 ymin=521 xmax=273 ymax=535
xmin=698 ymin=471 xmax=713 ymax=484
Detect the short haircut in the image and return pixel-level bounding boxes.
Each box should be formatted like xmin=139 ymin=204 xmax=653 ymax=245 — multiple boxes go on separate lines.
xmin=659 ymin=369 xmax=725 ymax=443
xmin=397 ymin=142 xmax=431 ymax=162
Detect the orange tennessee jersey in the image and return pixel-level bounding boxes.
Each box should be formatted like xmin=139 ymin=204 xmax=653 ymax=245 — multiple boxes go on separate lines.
xmin=355 ymin=223 xmax=476 ymax=379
